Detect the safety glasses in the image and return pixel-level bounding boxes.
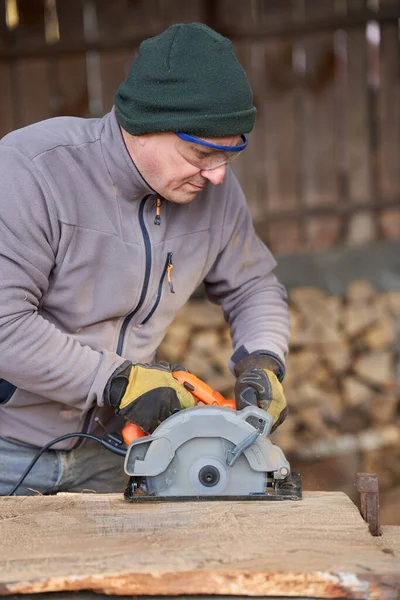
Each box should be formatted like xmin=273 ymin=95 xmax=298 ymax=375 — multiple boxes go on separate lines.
xmin=175 ymin=132 xmax=248 ymax=171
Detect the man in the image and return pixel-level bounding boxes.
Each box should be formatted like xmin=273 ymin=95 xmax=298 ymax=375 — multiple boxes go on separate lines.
xmin=0 ymin=23 xmax=289 ymax=495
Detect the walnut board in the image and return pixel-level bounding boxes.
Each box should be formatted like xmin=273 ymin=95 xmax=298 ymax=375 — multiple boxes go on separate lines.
xmin=1 ymin=492 xmax=399 ymax=599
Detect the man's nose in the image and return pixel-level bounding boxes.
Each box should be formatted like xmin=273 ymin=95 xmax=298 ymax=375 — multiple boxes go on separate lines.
xmin=201 ymin=164 xmax=227 ymax=185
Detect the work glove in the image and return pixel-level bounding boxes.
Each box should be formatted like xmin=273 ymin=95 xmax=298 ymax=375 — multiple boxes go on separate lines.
xmin=234 ymin=353 xmax=288 ymax=433
xmin=104 ymin=361 xmax=196 ymax=434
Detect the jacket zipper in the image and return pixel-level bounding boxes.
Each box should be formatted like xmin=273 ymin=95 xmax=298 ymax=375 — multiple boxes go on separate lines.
xmin=141 ymin=252 xmax=174 ymax=325
xmin=116 ymin=194 xmax=152 ymax=356
xmin=72 ymin=194 xmax=152 ymax=450
xmin=166 ymin=252 xmax=175 ymax=294
xmin=154 ymin=198 xmax=162 ymax=225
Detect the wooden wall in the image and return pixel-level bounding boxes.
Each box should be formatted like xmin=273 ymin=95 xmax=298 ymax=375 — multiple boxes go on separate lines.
xmin=0 ymin=0 xmax=399 ymax=255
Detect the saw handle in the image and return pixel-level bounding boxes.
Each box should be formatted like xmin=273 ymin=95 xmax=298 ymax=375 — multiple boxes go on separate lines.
xmin=172 ymin=371 xmax=236 ymax=410
xmin=122 ymin=371 xmax=236 ymax=445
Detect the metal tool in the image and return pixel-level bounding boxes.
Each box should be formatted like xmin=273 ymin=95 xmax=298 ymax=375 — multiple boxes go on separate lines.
xmin=356 ymin=473 xmax=381 ymax=536
xmin=122 ymin=373 xmax=302 ymax=502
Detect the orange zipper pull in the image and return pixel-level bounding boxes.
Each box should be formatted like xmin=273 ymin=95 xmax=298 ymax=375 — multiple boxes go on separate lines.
xmin=167 ymin=252 xmax=175 ymax=294
xmin=154 ymin=198 xmax=161 ymax=225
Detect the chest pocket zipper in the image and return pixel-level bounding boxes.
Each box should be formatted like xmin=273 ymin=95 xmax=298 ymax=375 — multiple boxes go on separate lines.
xmin=141 ymin=252 xmax=174 ymax=325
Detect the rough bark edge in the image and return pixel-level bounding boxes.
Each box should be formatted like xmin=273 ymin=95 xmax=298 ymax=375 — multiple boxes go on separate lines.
xmin=2 ymin=570 xmax=400 ymax=599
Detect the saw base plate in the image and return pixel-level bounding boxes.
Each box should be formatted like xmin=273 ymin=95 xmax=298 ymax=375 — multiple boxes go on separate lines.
xmin=124 ymin=473 xmax=302 ymax=502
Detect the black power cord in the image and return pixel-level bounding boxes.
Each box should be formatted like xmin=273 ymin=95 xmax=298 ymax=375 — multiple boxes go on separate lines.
xmin=7 ymin=432 xmax=127 ymax=496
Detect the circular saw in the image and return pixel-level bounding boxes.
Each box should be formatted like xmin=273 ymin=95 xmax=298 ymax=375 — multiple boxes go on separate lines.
xmin=123 ymin=373 xmax=302 ymax=502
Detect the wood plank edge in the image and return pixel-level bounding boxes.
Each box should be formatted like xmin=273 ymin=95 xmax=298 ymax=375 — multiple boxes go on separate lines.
xmin=2 ymin=570 xmax=400 ymax=599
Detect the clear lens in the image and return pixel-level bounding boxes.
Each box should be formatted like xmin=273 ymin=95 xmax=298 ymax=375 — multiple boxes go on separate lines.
xmin=175 ymin=136 xmax=245 ymax=171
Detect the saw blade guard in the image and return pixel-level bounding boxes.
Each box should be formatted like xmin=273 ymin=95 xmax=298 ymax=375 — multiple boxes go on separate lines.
xmin=124 ymin=406 xmax=291 ymax=497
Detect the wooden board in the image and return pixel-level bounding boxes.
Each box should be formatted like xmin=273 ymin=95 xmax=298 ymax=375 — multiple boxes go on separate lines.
xmin=299 ymin=30 xmax=340 ymax=251
xmin=13 ymin=59 xmax=52 ymax=128
xmin=0 ymin=492 xmax=399 ymax=598
xmin=262 ymin=35 xmax=302 ymax=254
xmin=378 ymin=22 xmax=400 ymax=239
xmin=0 ymin=62 xmax=14 ymax=138
xmin=345 ymin=28 xmax=377 ymax=245
xmin=379 ymin=526 xmax=400 ymax=557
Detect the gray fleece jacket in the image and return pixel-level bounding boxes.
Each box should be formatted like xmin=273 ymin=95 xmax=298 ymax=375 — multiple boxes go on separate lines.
xmin=0 ymin=108 xmax=289 ymax=449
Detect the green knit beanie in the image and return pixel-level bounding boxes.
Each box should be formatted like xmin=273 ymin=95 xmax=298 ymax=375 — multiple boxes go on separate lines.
xmin=114 ymin=23 xmax=256 ymax=137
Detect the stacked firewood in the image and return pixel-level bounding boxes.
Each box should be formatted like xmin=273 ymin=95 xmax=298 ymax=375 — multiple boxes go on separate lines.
xmin=158 ymin=280 xmax=400 ymax=454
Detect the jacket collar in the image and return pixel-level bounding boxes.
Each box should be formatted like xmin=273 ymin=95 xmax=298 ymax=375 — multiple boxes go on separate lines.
xmin=100 ymin=107 xmax=154 ymax=200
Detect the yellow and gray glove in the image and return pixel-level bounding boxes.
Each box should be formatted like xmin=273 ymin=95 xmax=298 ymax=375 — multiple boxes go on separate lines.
xmin=234 ymin=353 xmax=288 ymax=432
xmin=104 ymin=361 xmax=196 ymax=434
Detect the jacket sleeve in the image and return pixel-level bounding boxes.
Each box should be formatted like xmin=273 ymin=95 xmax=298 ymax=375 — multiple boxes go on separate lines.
xmin=204 ymin=170 xmax=290 ymax=377
xmin=0 ymin=145 xmax=125 ymax=409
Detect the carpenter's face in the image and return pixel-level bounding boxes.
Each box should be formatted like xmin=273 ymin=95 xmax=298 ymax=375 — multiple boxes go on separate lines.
xmin=122 ymin=130 xmax=241 ymax=204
